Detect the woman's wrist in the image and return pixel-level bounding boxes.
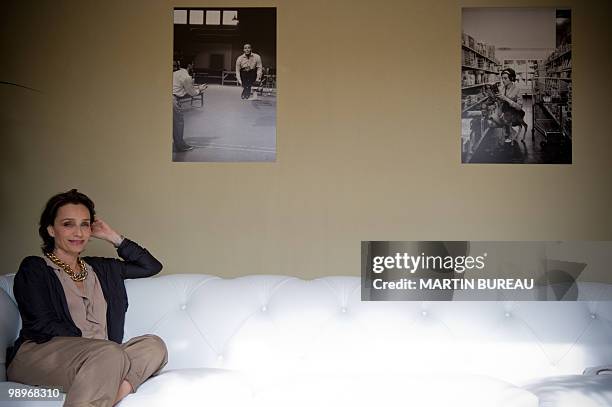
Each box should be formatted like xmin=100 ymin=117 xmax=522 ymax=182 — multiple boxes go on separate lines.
xmin=109 ymin=232 xmax=124 ymax=247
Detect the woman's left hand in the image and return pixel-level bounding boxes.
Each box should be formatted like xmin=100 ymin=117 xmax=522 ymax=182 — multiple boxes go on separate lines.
xmin=91 ymin=218 xmax=123 ymax=246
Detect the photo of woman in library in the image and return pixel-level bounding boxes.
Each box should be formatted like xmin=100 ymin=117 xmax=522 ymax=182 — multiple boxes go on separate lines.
xmin=461 ymin=8 xmax=572 ymax=164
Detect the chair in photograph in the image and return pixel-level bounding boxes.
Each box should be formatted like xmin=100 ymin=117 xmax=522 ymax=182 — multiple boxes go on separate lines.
xmin=222 ymin=70 xmax=239 ymax=86
xmin=177 ymin=85 xmax=207 ymax=108
xmin=257 ymin=67 xmax=276 ymax=97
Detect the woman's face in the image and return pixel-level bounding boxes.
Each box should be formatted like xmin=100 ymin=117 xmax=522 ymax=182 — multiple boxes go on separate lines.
xmin=501 ymin=73 xmax=511 ymax=87
xmin=46 ymin=203 xmax=92 ymax=258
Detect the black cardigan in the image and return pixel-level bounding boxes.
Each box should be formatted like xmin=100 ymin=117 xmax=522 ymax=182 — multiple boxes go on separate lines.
xmin=6 ymin=238 xmax=162 ymax=368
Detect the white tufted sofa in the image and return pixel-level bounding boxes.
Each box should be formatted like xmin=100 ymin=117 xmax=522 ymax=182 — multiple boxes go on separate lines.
xmin=2 ymin=274 xmax=612 ymax=407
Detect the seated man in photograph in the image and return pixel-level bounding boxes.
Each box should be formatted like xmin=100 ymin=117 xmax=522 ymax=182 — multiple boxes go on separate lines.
xmin=172 ymin=60 xmax=205 ymax=152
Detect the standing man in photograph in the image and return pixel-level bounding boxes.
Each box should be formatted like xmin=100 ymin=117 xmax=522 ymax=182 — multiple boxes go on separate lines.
xmin=172 ymin=60 xmax=203 ymax=152
xmin=236 ymin=43 xmax=263 ymax=100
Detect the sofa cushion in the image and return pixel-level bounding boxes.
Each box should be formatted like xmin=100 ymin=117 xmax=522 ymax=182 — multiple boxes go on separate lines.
xmin=523 ymin=375 xmax=612 ymax=407
xmin=1 ymin=371 xmax=538 ymax=407
xmin=117 ymin=368 xmax=252 ymax=407
xmin=0 ymin=369 xmax=252 ymax=407
xmin=252 ymin=373 xmax=538 ymax=407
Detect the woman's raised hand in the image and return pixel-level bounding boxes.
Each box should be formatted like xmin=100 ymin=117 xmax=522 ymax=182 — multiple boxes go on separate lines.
xmin=91 ymin=218 xmax=123 ymax=247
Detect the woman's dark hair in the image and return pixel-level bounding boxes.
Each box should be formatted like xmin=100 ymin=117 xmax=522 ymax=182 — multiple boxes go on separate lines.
xmin=501 ymin=68 xmax=516 ymax=82
xmin=39 ymin=189 xmax=96 ymax=253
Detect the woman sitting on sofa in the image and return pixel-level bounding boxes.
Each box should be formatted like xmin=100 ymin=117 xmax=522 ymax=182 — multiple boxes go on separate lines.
xmin=6 ymin=189 xmax=168 ymax=407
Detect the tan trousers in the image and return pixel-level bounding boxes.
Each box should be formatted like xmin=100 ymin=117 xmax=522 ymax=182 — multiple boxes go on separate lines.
xmin=7 ymin=334 xmax=168 ymax=407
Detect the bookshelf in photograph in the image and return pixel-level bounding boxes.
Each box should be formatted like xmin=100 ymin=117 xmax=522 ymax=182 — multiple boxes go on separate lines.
xmin=461 ymin=32 xmax=501 ymax=162
xmin=532 ymin=43 xmax=572 ymax=149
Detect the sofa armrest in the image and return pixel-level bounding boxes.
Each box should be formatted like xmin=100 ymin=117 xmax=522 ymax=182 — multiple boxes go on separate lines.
xmin=0 ymin=287 xmax=21 ymax=381
xmin=583 ymin=365 xmax=612 ymax=375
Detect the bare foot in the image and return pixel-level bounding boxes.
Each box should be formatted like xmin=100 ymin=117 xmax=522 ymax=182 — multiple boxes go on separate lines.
xmin=114 ymin=380 xmax=133 ymax=405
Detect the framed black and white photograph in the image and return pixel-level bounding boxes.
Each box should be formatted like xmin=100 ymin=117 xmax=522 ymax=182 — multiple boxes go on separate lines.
xmin=173 ymin=7 xmax=276 ymax=162
xmin=461 ymin=8 xmax=572 ymax=164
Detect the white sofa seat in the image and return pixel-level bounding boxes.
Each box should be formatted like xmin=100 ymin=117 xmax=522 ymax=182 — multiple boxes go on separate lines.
xmin=524 ymin=375 xmax=612 ymax=407
xmin=117 ymin=368 xmax=252 ymax=407
xmin=2 ymin=273 xmax=612 ymax=406
xmin=251 ymin=373 xmax=537 ymax=407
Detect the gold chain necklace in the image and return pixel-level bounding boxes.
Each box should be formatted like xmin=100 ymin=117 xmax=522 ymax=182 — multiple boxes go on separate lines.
xmin=44 ymin=252 xmax=88 ymax=282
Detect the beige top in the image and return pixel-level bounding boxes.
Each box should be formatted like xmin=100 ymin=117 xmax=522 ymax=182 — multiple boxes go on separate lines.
xmin=44 ymin=256 xmax=108 ymax=340
xmin=235 ymin=53 xmax=263 ymax=81
xmin=172 ymin=68 xmax=200 ymax=98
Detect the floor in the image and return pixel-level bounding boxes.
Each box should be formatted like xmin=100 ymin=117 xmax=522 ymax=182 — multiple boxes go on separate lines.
xmin=173 ymin=85 xmax=276 ymax=162
xmin=467 ymin=98 xmax=572 ymax=164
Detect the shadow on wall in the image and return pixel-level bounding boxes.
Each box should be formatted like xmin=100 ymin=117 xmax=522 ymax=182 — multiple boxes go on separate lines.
xmin=0 ymin=81 xmax=43 ymax=187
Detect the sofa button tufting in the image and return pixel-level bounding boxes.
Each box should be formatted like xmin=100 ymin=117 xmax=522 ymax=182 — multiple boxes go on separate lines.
xmin=261 ymin=305 xmax=267 ymax=312
xmin=591 ymin=313 xmax=597 ymax=319
xmin=341 ymin=307 xmax=347 ymax=313
xmin=421 ymin=311 xmax=428 ymax=317
xmin=180 ymin=304 xmax=187 ymax=310
xmin=505 ymin=312 xmax=511 ymax=318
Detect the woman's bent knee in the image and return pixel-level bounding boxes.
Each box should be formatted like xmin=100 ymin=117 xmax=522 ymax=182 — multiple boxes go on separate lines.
xmin=144 ymin=335 xmax=167 ymax=355
xmin=144 ymin=335 xmax=168 ymax=372
xmin=91 ymin=342 xmax=130 ymax=372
